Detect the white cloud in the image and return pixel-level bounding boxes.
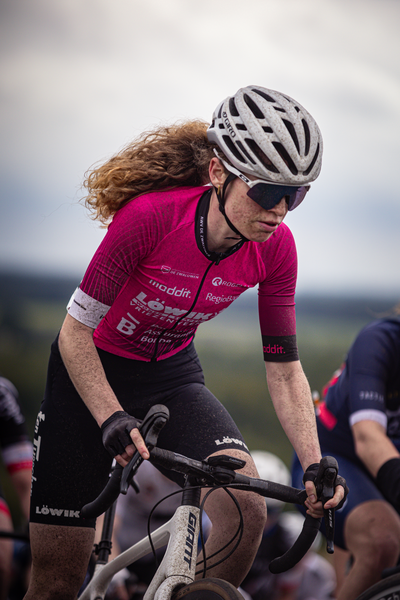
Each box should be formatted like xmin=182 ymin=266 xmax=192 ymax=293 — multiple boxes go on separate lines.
xmin=1 ymin=0 xmax=399 ymax=295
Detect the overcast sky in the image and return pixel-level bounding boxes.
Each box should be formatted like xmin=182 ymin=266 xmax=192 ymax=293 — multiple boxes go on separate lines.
xmin=1 ymin=0 xmax=399 ymax=297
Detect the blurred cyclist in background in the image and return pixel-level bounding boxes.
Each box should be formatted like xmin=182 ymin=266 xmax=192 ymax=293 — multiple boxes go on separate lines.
xmin=0 ymin=375 xmax=33 ymax=600
xmin=241 ymin=451 xmax=336 ymax=600
xmin=292 ymin=304 xmax=400 ymax=599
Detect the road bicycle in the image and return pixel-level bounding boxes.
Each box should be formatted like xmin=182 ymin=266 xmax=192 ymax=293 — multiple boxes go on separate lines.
xmin=78 ymin=404 xmax=339 ymax=600
xmin=354 ymin=565 xmax=400 ymax=600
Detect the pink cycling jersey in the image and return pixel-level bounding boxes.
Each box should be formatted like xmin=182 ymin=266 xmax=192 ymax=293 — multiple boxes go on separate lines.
xmin=68 ymin=186 xmax=299 ymax=362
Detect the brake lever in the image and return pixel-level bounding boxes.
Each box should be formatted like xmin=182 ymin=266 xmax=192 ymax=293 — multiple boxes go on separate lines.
xmin=120 ymin=405 xmax=169 ymax=494
xmin=314 ymin=456 xmax=338 ymax=554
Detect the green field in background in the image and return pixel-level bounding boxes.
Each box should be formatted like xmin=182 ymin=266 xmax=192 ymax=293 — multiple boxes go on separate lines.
xmin=0 ymin=272 xmax=397 ymax=525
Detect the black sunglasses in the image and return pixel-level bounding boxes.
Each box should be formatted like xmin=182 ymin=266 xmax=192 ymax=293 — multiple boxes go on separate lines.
xmin=215 ymin=152 xmax=310 ymax=211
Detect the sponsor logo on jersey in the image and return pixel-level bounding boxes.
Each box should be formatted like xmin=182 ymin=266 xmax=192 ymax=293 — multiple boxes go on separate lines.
xmin=149 ymin=279 xmax=191 ymax=298
xmin=263 ymin=344 xmax=285 ymax=355
xmin=116 ymin=312 xmax=140 ymax=336
xmin=161 ymin=266 xmax=199 ymax=279
xmin=124 ymin=292 xmax=216 ymax=325
xmin=211 ymin=277 xmax=245 ymax=288
xmin=206 ymin=293 xmax=236 ymax=305
xmin=359 ymin=390 xmax=384 ymax=403
xmin=214 ymin=436 xmax=249 ymax=451
xmin=35 ymin=506 xmax=80 ymax=518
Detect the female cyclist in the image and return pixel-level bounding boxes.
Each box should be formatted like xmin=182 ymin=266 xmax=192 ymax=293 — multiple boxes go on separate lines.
xmin=292 ymin=306 xmax=400 ymax=599
xmin=24 ymin=85 xmax=346 ymax=600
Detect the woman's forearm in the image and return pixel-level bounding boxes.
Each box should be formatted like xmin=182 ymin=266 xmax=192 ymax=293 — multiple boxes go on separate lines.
xmin=265 ymin=360 xmax=321 ymax=471
xmin=58 ymin=313 xmax=123 ymax=426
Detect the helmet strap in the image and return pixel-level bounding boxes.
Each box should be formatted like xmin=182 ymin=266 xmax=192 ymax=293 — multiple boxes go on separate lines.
xmin=215 ymin=173 xmax=249 ymax=242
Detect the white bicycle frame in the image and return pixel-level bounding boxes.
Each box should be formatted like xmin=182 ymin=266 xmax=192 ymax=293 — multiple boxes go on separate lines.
xmin=79 ymin=504 xmax=202 ymax=600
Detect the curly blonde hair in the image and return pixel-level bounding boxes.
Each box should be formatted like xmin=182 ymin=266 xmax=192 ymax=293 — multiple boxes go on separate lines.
xmin=83 ymin=120 xmax=218 ymax=224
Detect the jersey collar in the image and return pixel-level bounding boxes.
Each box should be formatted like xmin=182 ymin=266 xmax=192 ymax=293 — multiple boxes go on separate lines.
xmin=195 ymin=189 xmax=245 ymax=263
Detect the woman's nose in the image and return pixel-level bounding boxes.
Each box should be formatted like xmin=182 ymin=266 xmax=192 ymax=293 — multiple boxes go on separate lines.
xmin=271 ymin=197 xmax=288 ymax=214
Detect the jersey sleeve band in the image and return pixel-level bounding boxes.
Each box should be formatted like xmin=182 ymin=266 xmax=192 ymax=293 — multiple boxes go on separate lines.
xmin=67 ymin=288 xmax=111 ymax=329
xmin=262 ymin=334 xmax=299 ymax=362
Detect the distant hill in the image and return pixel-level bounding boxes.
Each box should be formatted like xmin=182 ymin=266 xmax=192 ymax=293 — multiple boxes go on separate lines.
xmin=0 ymin=271 xmax=78 ymax=304
xmin=0 ymin=270 xmax=397 ymax=319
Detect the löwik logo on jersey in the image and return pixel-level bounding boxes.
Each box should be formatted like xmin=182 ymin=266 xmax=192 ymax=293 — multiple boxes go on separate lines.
xmin=129 ymin=292 xmax=217 ymax=323
xmin=35 ymin=506 xmax=80 ymax=518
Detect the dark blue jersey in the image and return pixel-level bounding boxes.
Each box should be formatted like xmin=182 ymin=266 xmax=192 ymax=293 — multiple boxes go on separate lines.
xmin=317 ymin=318 xmax=400 ymax=462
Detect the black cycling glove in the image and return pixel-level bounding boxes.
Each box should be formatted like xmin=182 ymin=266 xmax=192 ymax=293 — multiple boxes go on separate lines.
xmin=101 ymin=410 xmax=141 ymax=457
xmin=303 ymin=461 xmax=349 ymax=510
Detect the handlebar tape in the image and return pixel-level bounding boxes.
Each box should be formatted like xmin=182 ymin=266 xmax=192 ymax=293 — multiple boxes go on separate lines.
xmin=80 ymin=463 xmax=124 ymax=519
xmin=269 ymin=514 xmax=321 ymax=574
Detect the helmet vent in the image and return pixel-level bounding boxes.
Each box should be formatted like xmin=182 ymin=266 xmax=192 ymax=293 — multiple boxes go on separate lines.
xmin=236 ymin=124 xmax=247 ymax=131
xmin=302 ymin=119 xmax=311 ymax=156
xmin=252 ymin=88 xmax=275 ymax=103
xmin=229 ymin=97 xmax=240 ymax=117
xmin=222 ymin=135 xmax=247 ymax=164
xmin=274 ymin=107 xmax=286 ymax=113
xmin=245 ymin=139 xmax=279 ymax=172
xmin=217 ymin=105 xmax=223 ymax=119
xmin=262 ymin=126 xmax=273 ymax=133
xmin=237 ymin=140 xmax=256 ymax=164
xmin=243 ymin=94 xmax=264 ymax=119
xmin=303 ymin=144 xmax=320 ymax=176
xmin=272 ymin=142 xmax=298 ymax=175
xmin=282 ymin=119 xmax=300 ymax=153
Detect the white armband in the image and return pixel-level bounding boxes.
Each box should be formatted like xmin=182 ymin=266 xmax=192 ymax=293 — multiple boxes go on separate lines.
xmin=349 ymin=409 xmax=387 ymax=429
xmin=67 ymin=288 xmax=110 ymax=329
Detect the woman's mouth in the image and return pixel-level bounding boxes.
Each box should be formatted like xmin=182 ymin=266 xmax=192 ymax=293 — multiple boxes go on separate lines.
xmin=258 ymin=220 xmax=279 ymax=233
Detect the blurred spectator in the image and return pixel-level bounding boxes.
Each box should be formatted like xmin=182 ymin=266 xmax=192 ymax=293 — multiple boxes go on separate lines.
xmin=0 ymin=375 xmax=33 ymax=600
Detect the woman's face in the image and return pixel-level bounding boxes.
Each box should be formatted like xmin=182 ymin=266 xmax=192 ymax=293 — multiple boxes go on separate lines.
xmin=224 ymin=176 xmax=289 ymax=242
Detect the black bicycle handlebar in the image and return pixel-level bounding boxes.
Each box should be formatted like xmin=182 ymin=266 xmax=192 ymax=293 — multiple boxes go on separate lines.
xmin=80 ymin=404 xmax=338 ymax=573
xmin=80 ymin=404 xmax=170 ymax=519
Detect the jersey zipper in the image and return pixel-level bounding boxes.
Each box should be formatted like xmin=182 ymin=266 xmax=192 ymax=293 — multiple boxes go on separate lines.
xmin=150 ymin=259 xmax=218 ymax=362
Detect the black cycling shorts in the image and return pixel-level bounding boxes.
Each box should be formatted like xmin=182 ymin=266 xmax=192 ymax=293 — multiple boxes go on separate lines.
xmin=30 ymin=337 xmax=249 ymax=528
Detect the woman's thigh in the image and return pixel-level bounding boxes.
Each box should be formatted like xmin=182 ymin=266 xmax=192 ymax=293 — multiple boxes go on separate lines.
xmin=30 ymin=339 xmax=249 ymax=526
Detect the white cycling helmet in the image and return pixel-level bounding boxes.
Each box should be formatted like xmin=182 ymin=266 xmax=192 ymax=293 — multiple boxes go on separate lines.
xmin=207 ymin=85 xmax=323 ymax=186
xmin=251 ymin=450 xmax=291 ymax=511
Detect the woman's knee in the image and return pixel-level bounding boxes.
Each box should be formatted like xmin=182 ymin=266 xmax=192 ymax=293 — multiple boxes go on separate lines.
xmin=243 ymin=492 xmax=267 ymax=537
xmin=204 ymin=449 xmax=267 ymax=536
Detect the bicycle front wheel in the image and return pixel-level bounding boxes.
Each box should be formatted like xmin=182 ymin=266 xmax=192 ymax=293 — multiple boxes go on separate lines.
xmin=171 ymin=578 xmax=244 ymax=600
xmin=355 ymin=572 xmax=400 ymax=600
